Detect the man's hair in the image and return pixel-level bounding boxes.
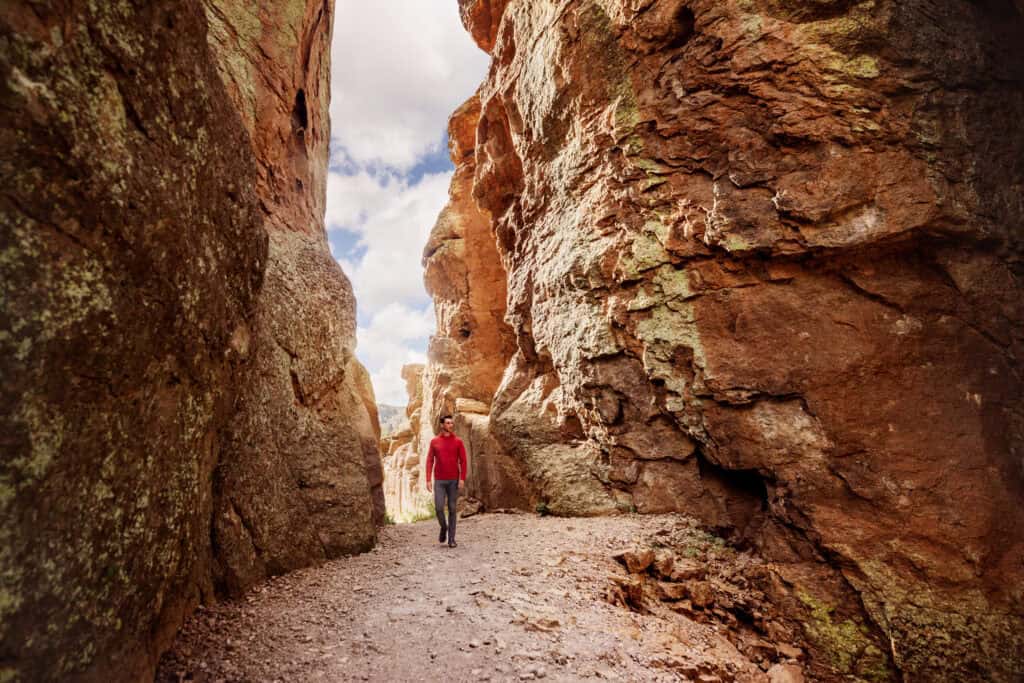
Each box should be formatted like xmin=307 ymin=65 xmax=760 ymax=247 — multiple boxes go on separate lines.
xmin=439 ymin=414 xmax=453 ymax=425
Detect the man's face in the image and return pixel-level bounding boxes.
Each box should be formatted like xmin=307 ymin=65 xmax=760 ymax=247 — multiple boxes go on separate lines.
xmin=442 ymin=418 xmax=454 ymax=433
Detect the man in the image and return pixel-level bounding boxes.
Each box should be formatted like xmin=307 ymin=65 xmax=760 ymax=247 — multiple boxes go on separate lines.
xmin=425 ymin=414 xmax=467 ymax=548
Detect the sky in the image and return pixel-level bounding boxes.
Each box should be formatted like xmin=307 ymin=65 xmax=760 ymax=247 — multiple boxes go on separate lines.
xmin=327 ymin=2 xmax=490 ymax=405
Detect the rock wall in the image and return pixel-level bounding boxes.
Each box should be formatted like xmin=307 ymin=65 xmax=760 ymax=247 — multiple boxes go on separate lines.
xmin=203 ymin=0 xmax=384 ymax=594
xmin=443 ymin=0 xmax=1024 ymax=679
xmin=0 ymin=0 xmax=382 ymax=680
xmin=417 ymin=94 xmax=535 ymax=513
xmin=0 ymin=2 xmax=265 ymax=680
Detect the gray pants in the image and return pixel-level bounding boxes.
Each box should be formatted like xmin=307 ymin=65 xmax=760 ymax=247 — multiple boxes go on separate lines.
xmin=434 ymin=480 xmax=458 ymax=543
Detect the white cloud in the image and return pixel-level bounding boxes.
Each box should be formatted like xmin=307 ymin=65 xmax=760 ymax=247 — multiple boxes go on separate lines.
xmin=331 ymin=1 xmax=489 ymax=170
xmin=356 ymin=303 xmax=434 ymax=404
xmin=357 ymin=303 xmax=435 ymax=364
xmin=329 ymin=170 xmax=452 ymax=311
xmin=325 ymin=170 xmax=395 ymax=228
xmin=328 ymin=2 xmax=490 ymax=405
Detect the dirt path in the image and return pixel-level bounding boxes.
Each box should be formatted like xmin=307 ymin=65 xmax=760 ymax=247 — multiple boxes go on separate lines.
xmin=158 ymin=513 xmax=783 ymax=682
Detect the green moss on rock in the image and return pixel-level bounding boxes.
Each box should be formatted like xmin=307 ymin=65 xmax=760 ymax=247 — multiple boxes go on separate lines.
xmin=797 ymin=591 xmax=893 ymax=681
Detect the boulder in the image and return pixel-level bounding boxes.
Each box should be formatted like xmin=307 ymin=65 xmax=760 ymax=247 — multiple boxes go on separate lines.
xmin=655 ymin=582 xmax=688 ymax=601
xmin=687 ymin=581 xmax=715 ymax=609
xmin=652 ymin=550 xmax=675 ymax=579
xmin=613 ymin=548 xmax=656 ymax=574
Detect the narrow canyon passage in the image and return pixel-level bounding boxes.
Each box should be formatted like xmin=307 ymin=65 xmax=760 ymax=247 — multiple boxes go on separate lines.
xmin=156 ymin=514 xmax=799 ymax=683
xmin=4 ymin=0 xmax=1023 ymax=680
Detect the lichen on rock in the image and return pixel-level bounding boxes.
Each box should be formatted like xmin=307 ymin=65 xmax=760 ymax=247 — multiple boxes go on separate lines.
xmin=428 ymin=0 xmax=1024 ymax=680
xmin=203 ymin=0 xmax=383 ymax=592
xmin=1 ymin=0 xmax=383 ymax=679
xmin=1 ymin=1 xmax=266 ymax=679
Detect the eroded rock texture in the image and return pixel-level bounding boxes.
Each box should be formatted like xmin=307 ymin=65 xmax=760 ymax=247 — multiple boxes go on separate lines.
xmin=204 ymin=0 xmax=384 ymax=594
xmin=0 ymin=2 xmax=264 ymax=680
xmin=449 ymin=0 xmax=1024 ymax=679
xmin=0 ymin=0 xmax=381 ymax=679
xmin=417 ymin=94 xmax=534 ymax=513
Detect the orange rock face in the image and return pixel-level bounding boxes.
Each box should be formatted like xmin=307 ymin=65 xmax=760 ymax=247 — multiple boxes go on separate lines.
xmin=417 ymin=95 xmax=535 ymax=512
xmin=458 ymin=0 xmax=511 ymax=52
xmin=446 ymin=0 xmax=1024 ymax=679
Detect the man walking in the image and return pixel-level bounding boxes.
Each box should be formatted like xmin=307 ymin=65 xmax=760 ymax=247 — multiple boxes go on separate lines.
xmin=425 ymin=414 xmax=467 ymax=548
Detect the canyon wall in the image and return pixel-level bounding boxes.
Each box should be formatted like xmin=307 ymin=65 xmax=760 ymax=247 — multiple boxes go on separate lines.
xmin=0 ymin=2 xmax=265 ymax=679
xmin=439 ymin=0 xmax=1024 ymax=679
xmin=415 ymin=94 xmax=536 ymax=513
xmin=0 ymin=0 xmax=381 ymax=680
xmin=203 ymin=0 xmax=384 ymax=595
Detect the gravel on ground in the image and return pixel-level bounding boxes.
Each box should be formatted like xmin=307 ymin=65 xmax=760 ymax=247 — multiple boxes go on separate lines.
xmin=157 ymin=513 xmax=776 ymax=682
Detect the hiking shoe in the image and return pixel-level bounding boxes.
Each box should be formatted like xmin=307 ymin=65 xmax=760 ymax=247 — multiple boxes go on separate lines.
xmin=448 ymin=540 xmax=457 ymax=548
xmin=438 ymin=527 xmax=447 ymax=543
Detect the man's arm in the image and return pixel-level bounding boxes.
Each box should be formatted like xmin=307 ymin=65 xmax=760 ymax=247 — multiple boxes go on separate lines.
xmin=458 ymin=440 xmax=467 ymax=488
xmin=425 ymin=441 xmax=435 ymax=491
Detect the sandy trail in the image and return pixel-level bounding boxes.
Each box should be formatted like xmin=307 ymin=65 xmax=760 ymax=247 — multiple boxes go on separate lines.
xmin=158 ymin=513 xmax=765 ymax=682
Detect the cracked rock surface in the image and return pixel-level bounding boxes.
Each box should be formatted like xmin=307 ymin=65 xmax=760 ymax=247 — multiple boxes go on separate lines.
xmin=408 ymin=0 xmax=1024 ymax=679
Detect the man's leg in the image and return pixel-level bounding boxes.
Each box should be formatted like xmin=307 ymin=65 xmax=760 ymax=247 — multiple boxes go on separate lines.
xmin=434 ymin=480 xmax=447 ymax=542
xmin=446 ymin=480 xmax=459 ymax=544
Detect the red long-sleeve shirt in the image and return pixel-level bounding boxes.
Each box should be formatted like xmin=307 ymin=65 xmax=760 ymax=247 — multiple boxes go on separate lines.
xmin=426 ymin=433 xmax=467 ymax=482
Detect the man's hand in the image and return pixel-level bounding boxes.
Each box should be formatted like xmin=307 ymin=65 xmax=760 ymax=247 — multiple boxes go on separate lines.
xmin=426 ymin=479 xmax=432 ymax=493
xmin=458 ymin=480 xmax=465 ymax=490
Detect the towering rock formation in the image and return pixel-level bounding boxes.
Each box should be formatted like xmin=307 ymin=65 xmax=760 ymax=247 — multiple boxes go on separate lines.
xmin=0 ymin=0 xmax=381 ymax=680
xmin=437 ymin=0 xmax=1024 ymax=679
xmin=203 ymin=0 xmax=384 ymax=594
xmin=0 ymin=2 xmax=264 ymax=679
xmin=418 ymin=94 xmax=535 ymax=513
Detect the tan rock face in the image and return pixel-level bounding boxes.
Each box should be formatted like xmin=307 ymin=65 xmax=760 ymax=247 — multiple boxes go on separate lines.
xmin=0 ymin=2 xmax=265 ymax=680
xmin=449 ymin=0 xmax=1024 ymax=679
xmin=1 ymin=0 xmax=382 ymax=679
xmin=205 ymin=0 xmax=383 ymax=591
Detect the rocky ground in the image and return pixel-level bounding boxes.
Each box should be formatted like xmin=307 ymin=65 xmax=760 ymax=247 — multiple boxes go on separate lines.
xmin=157 ymin=513 xmax=811 ymax=682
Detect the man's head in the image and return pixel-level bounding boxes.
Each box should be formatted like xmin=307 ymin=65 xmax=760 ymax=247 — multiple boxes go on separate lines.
xmin=439 ymin=414 xmax=454 ymax=434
